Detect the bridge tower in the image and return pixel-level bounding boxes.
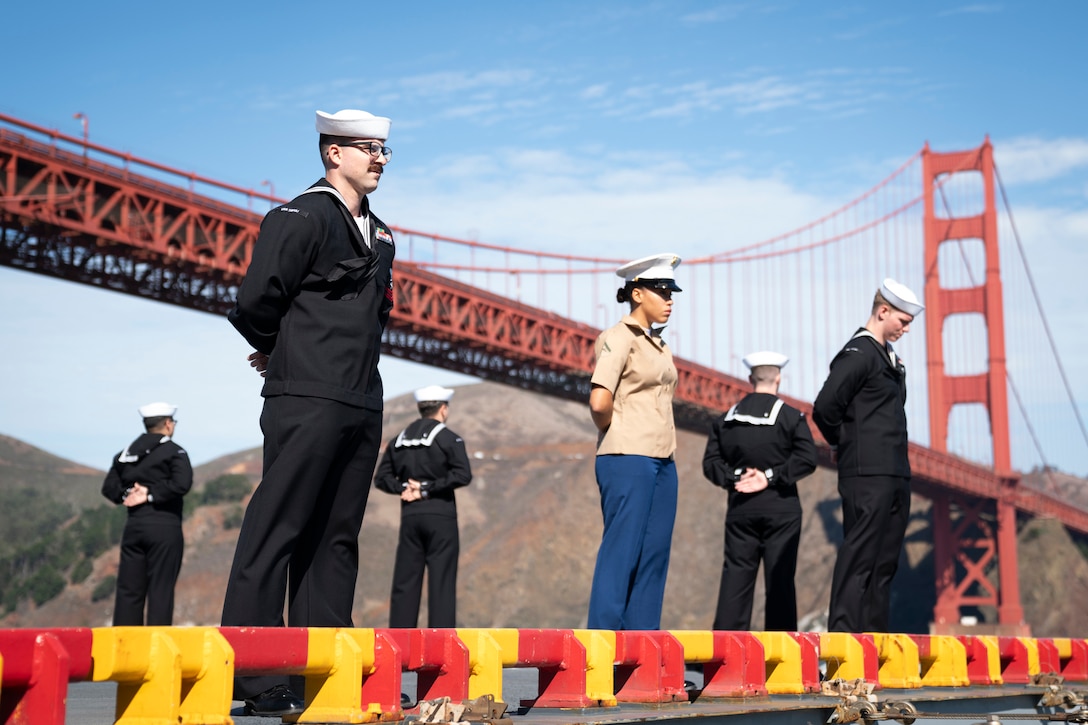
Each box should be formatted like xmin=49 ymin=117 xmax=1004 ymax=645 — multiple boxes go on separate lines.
xmin=922 ymin=140 xmax=1026 ymax=634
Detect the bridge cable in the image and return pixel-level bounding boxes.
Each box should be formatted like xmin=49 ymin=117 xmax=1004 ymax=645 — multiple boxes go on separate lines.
xmin=995 ymin=162 xmax=1088 ymax=458
xmin=934 ymin=180 xmax=1052 ymax=471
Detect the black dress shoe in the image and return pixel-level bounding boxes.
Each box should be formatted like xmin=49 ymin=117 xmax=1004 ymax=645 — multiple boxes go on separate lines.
xmin=243 ymin=685 xmax=305 ymax=717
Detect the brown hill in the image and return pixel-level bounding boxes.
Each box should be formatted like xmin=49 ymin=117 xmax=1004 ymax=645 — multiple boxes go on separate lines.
xmin=0 ymin=434 xmax=104 ymax=511
xmin=3 ymin=382 xmax=1088 ymax=637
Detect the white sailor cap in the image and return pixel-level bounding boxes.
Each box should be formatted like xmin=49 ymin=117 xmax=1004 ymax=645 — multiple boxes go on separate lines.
xmin=315 ymin=109 xmax=391 ymax=141
xmin=616 ymin=253 xmax=683 ymax=292
xmin=414 ymin=385 xmax=455 ymax=403
xmin=138 ymin=402 xmax=177 ymax=419
xmin=742 ymin=351 xmax=789 ymax=370
xmin=881 ymin=277 xmax=924 ymax=316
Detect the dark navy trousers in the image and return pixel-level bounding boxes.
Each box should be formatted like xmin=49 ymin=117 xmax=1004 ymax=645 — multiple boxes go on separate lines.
xmin=113 ymin=516 xmax=183 ymax=626
xmin=714 ymin=508 xmax=802 ymax=632
xmin=588 ymin=454 xmax=677 ymax=630
xmin=828 ymin=475 xmax=911 ymax=633
xmin=388 ymin=513 xmax=459 ymax=628
xmin=222 ymin=395 xmax=382 ymax=699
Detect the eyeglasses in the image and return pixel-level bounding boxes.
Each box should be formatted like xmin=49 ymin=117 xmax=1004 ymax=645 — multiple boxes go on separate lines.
xmin=343 ymin=141 xmax=392 ymax=161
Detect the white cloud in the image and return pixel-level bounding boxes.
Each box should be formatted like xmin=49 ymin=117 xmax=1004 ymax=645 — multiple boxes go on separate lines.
xmin=380 ymin=147 xmax=830 ymax=262
xmin=994 ymin=136 xmax=1088 ymax=184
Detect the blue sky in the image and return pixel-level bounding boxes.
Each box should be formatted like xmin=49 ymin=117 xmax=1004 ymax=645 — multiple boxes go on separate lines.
xmin=2 ymin=1 xmax=1087 ymax=472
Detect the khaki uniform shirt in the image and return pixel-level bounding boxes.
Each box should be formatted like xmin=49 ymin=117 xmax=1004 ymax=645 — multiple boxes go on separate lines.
xmin=591 ymin=315 xmax=678 ymax=458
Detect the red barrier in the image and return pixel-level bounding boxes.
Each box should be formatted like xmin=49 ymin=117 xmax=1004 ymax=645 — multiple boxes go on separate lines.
xmin=1037 ymin=639 xmax=1060 ymax=676
xmin=790 ymin=632 xmax=822 ymax=694
xmin=358 ymin=631 xmax=407 ymax=714
xmin=701 ymin=632 xmax=767 ymax=698
xmin=1059 ymin=640 xmax=1088 ymax=682
xmin=957 ymin=636 xmax=1000 ymax=685
xmin=217 ymin=626 xmax=309 ymax=675
xmin=613 ymin=631 xmax=686 ymax=703
xmin=0 ymin=628 xmax=93 ymax=725
xmin=516 ymin=629 xmax=596 ymax=708
xmin=381 ymin=629 xmax=471 ymax=703
xmin=820 ymin=632 xmax=880 ymax=686
xmin=997 ymin=637 xmax=1032 ymax=684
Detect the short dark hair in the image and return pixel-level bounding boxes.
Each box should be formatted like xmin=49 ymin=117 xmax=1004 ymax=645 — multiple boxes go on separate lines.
xmin=143 ymin=415 xmax=172 ymax=432
xmin=418 ymin=401 xmax=446 ymax=418
xmin=318 ymin=134 xmax=366 ymax=169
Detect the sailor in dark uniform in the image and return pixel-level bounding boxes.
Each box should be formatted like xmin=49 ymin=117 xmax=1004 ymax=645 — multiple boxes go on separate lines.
xmin=813 ymin=278 xmax=924 ymax=634
xmin=375 ymin=385 xmax=472 ymax=628
xmin=702 ymin=352 xmax=816 ymax=631
xmin=101 ymin=401 xmax=192 ymax=626
xmin=222 ymin=109 xmax=395 ymax=717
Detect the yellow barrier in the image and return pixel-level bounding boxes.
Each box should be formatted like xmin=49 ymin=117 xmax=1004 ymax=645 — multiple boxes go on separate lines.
xmin=294 ymin=628 xmax=381 ymax=724
xmin=669 ymin=630 xmax=714 ymax=664
xmin=573 ymin=629 xmax=618 ymax=706
xmin=22 ymin=626 xmax=1088 ymax=723
xmin=456 ymin=628 xmax=520 ymax=701
xmin=820 ymin=632 xmax=870 ymax=681
xmin=752 ymin=632 xmax=804 ymax=694
xmin=917 ymin=635 xmax=969 ymax=687
xmin=872 ymin=633 xmax=921 ymax=689
xmin=91 ymin=626 xmax=233 ymax=725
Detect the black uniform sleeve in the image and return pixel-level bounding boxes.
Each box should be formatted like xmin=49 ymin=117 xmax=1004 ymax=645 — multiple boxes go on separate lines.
xmin=228 ymin=207 xmax=321 ymax=354
xmin=146 ymin=447 xmax=194 ymax=505
xmin=423 ymin=431 xmax=472 ymax=495
xmin=702 ymin=421 xmax=740 ymax=489
xmin=101 ymin=456 xmax=126 ymax=504
xmin=768 ymin=412 xmax=818 ymax=485
xmin=374 ymin=444 xmax=403 ymax=494
xmin=812 ymin=346 xmax=872 ymax=447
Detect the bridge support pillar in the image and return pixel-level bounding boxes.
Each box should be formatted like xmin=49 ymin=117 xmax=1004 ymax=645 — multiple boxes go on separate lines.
xmin=922 ymin=140 xmax=1025 ymax=634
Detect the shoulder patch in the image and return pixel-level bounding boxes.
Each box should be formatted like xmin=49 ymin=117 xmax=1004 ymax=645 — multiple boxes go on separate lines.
xmin=277 ymin=206 xmax=309 ymax=218
xmin=601 ymin=341 xmax=612 ymax=353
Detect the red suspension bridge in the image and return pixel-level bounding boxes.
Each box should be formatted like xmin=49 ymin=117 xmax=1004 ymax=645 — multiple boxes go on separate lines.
xmin=1 ymin=111 xmax=1085 ymax=635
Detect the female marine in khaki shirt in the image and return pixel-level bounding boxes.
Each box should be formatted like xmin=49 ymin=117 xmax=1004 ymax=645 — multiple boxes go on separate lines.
xmin=587 ymin=253 xmax=682 ymax=630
